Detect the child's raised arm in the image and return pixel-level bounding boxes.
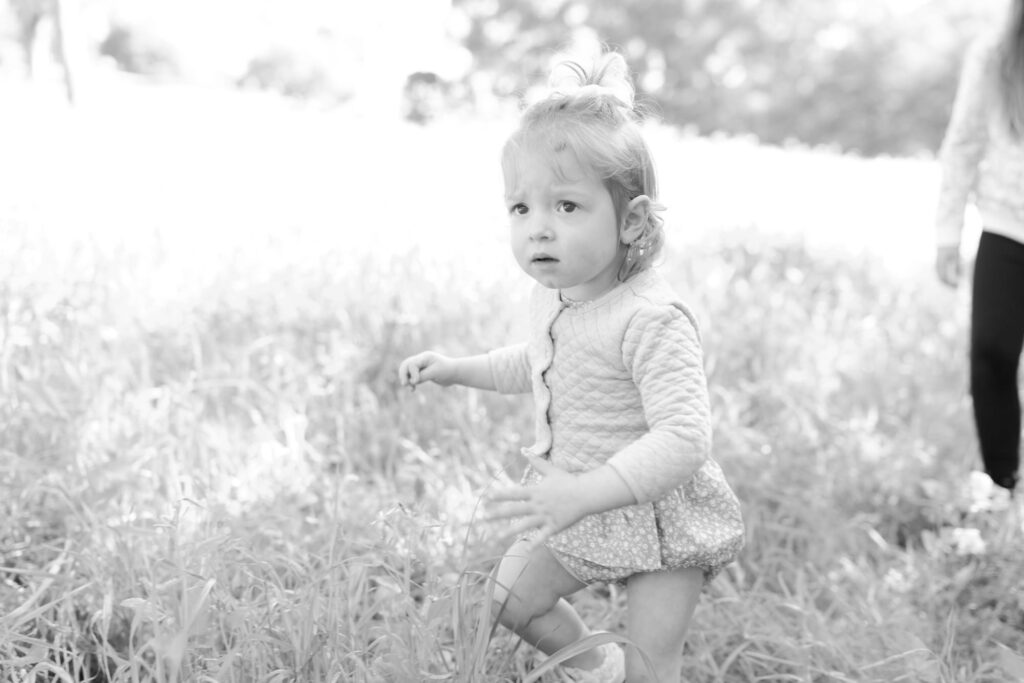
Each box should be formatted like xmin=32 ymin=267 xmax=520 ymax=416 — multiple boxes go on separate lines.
xmin=398 ymin=351 xmax=497 ymax=391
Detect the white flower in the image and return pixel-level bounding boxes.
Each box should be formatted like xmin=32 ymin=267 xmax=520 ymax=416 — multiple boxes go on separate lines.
xmin=951 ymin=527 xmax=987 ymax=556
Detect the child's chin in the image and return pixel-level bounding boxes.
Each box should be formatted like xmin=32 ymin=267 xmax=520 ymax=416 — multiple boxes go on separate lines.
xmin=521 ymin=271 xmax=562 ymax=289
xmin=532 ymin=277 xmax=563 ymax=290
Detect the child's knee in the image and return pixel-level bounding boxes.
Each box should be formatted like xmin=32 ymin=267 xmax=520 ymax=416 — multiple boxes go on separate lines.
xmin=491 ymin=542 xmax=561 ymax=626
xmin=491 ymin=586 xmax=558 ymax=629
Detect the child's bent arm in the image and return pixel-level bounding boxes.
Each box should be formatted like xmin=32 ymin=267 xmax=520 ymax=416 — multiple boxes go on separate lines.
xmin=610 ymin=305 xmax=712 ymax=503
xmin=449 ymin=354 xmax=497 ymax=390
xmin=573 ymin=464 xmax=637 ymax=515
xmin=487 ymin=343 xmax=532 ymax=394
xmin=399 ymin=351 xmax=497 ymax=390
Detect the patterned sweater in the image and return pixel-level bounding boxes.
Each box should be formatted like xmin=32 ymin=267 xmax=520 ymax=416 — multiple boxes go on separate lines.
xmin=936 ymin=33 xmax=1024 ymax=248
xmin=487 ymin=268 xmax=710 ymax=506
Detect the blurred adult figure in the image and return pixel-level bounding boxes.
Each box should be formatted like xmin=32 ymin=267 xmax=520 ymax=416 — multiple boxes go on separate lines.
xmin=936 ymin=0 xmax=1024 ymax=493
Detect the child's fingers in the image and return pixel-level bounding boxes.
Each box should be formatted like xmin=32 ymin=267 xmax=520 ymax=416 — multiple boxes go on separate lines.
xmin=417 ymin=363 xmax=438 ymax=384
xmin=486 ymin=484 xmax=531 ymax=504
xmin=400 ymin=358 xmax=425 ymax=388
xmin=483 ymin=483 xmax=535 ymax=520
xmin=398 ymin=358 xmax=416 ymax=386
xmin=484 ymin=498 xmax=536 ymax=523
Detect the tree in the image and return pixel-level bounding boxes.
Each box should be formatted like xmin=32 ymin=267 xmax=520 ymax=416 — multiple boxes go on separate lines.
xmin=8 ymin=0 xmax=84 ymax=103
xmin=453 ymin=0 xmax=997 ymax=155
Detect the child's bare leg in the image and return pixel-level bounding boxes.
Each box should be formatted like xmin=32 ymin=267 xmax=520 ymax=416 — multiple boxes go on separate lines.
xmin=625 ymin=566 xmax=704 ymax=682
xmin=492 ymin=538 xmax=601 ymax=669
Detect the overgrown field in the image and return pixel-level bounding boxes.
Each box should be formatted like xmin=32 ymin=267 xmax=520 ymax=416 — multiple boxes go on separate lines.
xmin=1 ymin=83 xmax=1023 ymax=681
xmin=2 ymin=223 xmax=1023 ymax=682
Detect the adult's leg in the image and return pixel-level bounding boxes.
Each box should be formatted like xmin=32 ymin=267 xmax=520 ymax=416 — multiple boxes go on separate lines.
xmin=491 ymin=539 xmax=601 ymax=669
xmin=625 ymin=566 xmax=704 ymax=683
xmin=970 ymin=232 xmax=1024 ymax=490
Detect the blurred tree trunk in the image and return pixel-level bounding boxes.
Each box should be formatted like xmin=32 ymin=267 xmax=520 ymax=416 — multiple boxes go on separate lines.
xmin=52 ymin=0 xmax=80 ymax=103
xmin=11 ymin=0 xmax=81 ymax=104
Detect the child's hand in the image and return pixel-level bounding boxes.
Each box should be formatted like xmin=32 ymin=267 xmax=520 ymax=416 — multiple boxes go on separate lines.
xmin=485 ymin=456 xmax=587 ymax=549
xmin=398 ymin=351 xmax=457 ymax=390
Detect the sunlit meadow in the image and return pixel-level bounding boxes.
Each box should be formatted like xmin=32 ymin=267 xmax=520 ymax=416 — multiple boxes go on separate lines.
xmin=2 ymin=75 xmax=1024 ymax=682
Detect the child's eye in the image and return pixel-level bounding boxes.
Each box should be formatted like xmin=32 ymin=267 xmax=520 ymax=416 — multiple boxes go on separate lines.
xmin=509 ymin=203 xmax=528 ymax=216
xmin=558 ymin=201 xmax=579 ymax=213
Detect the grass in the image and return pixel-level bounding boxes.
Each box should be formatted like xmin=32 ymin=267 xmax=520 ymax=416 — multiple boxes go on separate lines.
xmin=2 ymin=226 xmax=1023 ymax=682
xmin=2 ymin=80 xmax=1023 ymax=681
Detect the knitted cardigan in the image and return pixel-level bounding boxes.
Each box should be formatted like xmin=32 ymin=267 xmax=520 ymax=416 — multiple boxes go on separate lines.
xmin=487 ymin=268 xmax=710 ymax=506
xmin=937 ymin=33 xmax=1024 ymax=248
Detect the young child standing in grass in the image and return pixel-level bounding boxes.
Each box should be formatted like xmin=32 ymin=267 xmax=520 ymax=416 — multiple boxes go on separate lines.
xmin=936 ymin=0 xmax=1024 ymax=495
xmin=399 ymin=50 xmax=744 ymax=682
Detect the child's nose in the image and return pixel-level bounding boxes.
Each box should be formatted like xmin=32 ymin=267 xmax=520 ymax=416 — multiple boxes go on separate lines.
xmin=528 ymin=213 xmax=554 ymax=240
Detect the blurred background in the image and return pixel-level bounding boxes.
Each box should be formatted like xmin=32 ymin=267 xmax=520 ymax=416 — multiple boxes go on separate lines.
xmin=0 ymin=0 xmax=998 ymax=150
xmin=5 ymin=2 xmax=1024 ymax=680
xmin=0 ymin=0 xmax=1003 ymax=279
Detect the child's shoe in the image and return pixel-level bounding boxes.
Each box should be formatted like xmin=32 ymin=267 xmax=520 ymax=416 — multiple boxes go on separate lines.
xmin=560 ymin=638 xmax=625 ymax=683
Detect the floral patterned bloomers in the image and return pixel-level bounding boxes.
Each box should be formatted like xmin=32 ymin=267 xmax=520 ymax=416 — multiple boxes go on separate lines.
xmin=488 ymin=269 xmax=745 ymax=584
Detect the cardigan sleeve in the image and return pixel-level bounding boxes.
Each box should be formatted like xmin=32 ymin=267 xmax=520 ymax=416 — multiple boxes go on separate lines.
xmin=488 ymin=342 xmax=532 ymax=394
xmin=606 ymin=304 xmax=710 ymax=504
xmin=936 ymin=38 xmax=992 ymax=248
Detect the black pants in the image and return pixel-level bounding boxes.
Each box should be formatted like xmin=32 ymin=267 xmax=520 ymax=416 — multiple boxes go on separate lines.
xmin=970 ymin=231 xmax=1024 ymax=490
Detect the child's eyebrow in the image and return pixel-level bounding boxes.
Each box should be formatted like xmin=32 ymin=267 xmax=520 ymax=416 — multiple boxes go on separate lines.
xmin=549 ymin=182 xmax=588 ymax=194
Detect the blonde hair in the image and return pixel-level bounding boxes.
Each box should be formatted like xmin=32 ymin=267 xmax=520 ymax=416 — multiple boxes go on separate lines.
xmin=995 ymin=0 xmax=1024 ymax=139
xmin=501 ymin=50 xmax=665 ymax=281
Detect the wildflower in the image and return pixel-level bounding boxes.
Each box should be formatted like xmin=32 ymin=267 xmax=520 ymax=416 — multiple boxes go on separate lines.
xmin=950 ymin=527 xmax=987 ymax=556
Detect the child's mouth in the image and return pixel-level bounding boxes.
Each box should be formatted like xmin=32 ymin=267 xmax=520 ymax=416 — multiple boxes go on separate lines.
xmin=532 ymin=254 xmax=558 ymax=263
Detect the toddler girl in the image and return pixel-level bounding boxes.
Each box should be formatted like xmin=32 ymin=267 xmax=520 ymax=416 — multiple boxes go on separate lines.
xmin=399 ymin=51 xmax=744 ymax=683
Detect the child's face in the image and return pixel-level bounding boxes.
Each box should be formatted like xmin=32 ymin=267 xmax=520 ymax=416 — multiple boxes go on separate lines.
xmin=504 ymin=146 xmax=625 ymax=301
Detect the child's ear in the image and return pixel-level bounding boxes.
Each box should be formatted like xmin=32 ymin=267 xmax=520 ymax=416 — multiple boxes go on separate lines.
xmin=620 ymin=195 xmax=652 ymax=244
